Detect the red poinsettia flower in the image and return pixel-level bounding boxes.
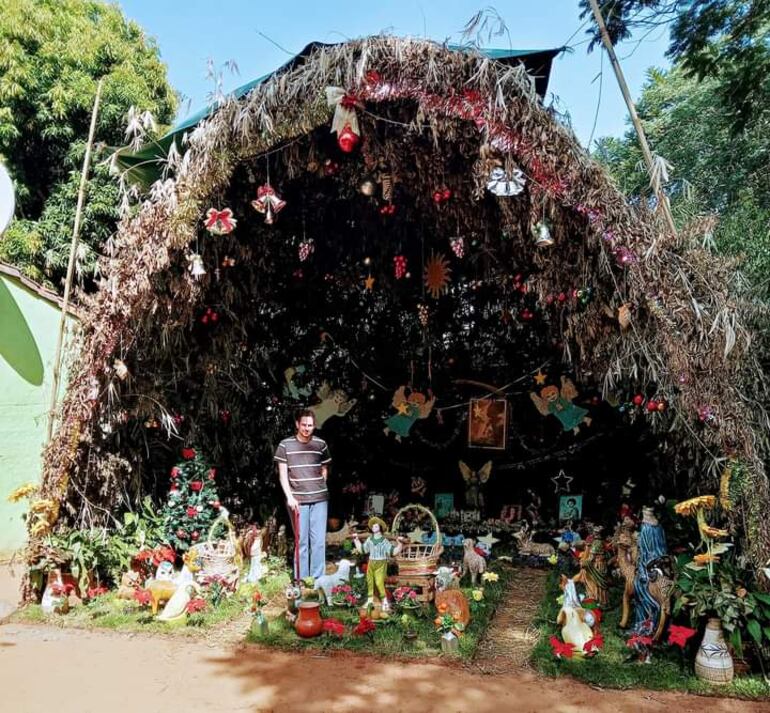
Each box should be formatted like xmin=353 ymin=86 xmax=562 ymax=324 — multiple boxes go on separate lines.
xmin=583 ymin=632 xmax=604 ymax=654
xmin=186 ymin=506 xmax=198 ymax=518
xmin=152 ymin=545 xmax=176 ymax=566
xmin=353 ymin=616 xmax=376 ymax=636
xmin=667 ymin=625 xmax=697 ymax=649
xmin=190 ymin=481 xmax=203 ymax=492
xmin=134 ymin=548 xmax=153 ymax=563
xmin=170 ymin=467 xmax=180 ymax=478
xmin=627 ymin=633 xmax=653 ymax=649
xmin=186 ymin=597 xmax=207 ymax=614
xmin=134 ymin=589 xmax=151 ymax=606
xmin=181 ymin=448 xmax=196 ymax=460
xmin=549 ymin=635 xmax=575 ymax=659
xmin=322 ymin=618 xmax=346 ymax=637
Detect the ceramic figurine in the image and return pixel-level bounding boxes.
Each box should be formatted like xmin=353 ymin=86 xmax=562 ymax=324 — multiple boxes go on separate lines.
xmin=632 ymin=506 xmax=673 ymax=640
xmin=154 ymin=560 xmax=175 ymax=582
xmin=557 ymin=574 xmax=594 ymax=655
xmin=573 ymin=532 xmax=610 ymax=607
xmin=116 ymin=570 xmax=142 ymax=599
xmin=285 ymin=583 xmax=302 ymax=624
xmin=352 ymin=516 xmax=403 ymax=612
xmin=157 ymin=582 xmax=200 ymax=622
xmin=314 ymin=559 xmax=353 ymax=605
xmin=275 ymin=524 xmax=288 ymax=559
xmin=513 ymin=522 xmax=555 ymax=558
xmin=612 ymin=517 xmax=638 ymax=628
xmin=459 ymin=461 xmax=492 ymax=511
xmin=242 ymin=525 xmax=266 ymax=583
xmin=461 ymin=538 xmax=486 ymax=586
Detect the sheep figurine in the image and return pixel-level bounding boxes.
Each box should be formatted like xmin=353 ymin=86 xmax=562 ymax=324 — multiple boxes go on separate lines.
xmin=314 ymin=559 xmax=353 ymax=605
xmin=461 ymin=538 xmax=487 ymax=586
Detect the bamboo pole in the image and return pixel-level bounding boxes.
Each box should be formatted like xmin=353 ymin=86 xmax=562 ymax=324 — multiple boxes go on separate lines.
xmin=586 ymin=0 xmax=678 ymax=237
xmin=46 ymin=78 xmax=104 ymax=443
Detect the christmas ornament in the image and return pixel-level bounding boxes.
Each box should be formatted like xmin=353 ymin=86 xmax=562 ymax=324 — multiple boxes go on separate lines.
xmin=632 ymin=394 xmax=645 ymax=406
xmin=251 ymin=184 xmax=286 ymax=224
xmin=393 ymin=255 xmax=407 ymax=279
xmin=417 ymin=303 xmax=429 ymax=327
xmin=486 ymin=166 xmax=525 ymax=196
xmin=379 ymin=172 xmax=394 ymax=202
xmin=576 ymin=287 xmax=594 ymax=308
xmin=534 ymin=221 xmax=554 ymax=247
xmin=530 ymin=377 xmax=592 ymax=434
xmin=551 ymin=469 xmax=574 ymax=493
xmin=359 ymin=177 xmax=376 ymax=196
xmin=364 ymin=275 xmax=375 ymax=290
xmin=646 ymin=400 xmax=659 ymax=413
xmin=450 ymin=236 xmax=465 ymax=258
xmin=379 ymin=203 xmax=396 ymax=216
xmin=613 ymin=246 xmax=638 ymax=266
xmin=424 ymin=252 xmax=452 ymax=299
xmin=337 ymin=124 xmax=360 ymax=153
xmin=112 ymin=359 xmax=129 ymax=381
xmin=323 ymin=159 xmax=339 ymax=176
xmin=204 ymin=207 xmax=237 ymax=235
xmin=383 ymin=386 xmax=436 ymax=441
xmin=309 ymin=382 xmax=357 ymax=428
xmin=657 ymin=399 xmax=667 ymax=412
xmin=432 ymin=187 xmax=452 ymax=204
xmin=520 ymin=308 xmax=534 ymax=321
xmin=187 ymin=253 xmax=206 ymax=279
xmin=298 ymin=238 xmax=314 ymax=262
xmin=200 ymin=307 xmax=219 ymax=325
xmin=221 ymin=256 xmax=236 ymax=268
xmin=325 ymin=86 xmax=361 ymax=145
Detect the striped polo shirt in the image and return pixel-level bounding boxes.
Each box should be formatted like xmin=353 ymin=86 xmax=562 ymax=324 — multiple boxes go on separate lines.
xmin=274 ymin=436 xmax=331 ymax=504
xmin=363 ymin=535 xmax=393 ymax=560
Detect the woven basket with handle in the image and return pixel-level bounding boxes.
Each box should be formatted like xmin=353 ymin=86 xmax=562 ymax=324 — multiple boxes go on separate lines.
xmin=196 ymin=514 xmax=240 ymax=585
xmin=392 ymin=503 xmax=443 ymax=576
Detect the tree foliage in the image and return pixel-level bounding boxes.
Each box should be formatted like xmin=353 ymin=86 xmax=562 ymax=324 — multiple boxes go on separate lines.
xmin=580 ymin=0 xmax=770 ymax=131
xmin=0 ymin=0 xmax=176 ymax=287
xmin=593 ymin=66 xmax=770 ymax=296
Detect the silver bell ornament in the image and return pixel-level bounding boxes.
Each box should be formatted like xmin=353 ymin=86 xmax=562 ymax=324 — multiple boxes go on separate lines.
xmin=534 ymin=221 xmax=554 ymax=248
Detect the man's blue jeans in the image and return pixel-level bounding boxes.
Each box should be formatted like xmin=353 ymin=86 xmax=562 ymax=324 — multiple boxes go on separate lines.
xmin=293 ymin=500 xmax=327 ymax=580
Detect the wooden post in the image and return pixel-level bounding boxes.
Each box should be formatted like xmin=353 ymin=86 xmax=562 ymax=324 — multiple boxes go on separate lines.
xmin=46 ymin=78 xmax=104 ymax=442
xmin=586 ymin=0 xmax=678 ymax=237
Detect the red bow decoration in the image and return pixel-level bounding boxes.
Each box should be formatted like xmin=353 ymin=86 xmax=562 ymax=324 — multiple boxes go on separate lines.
xmin=251 ymin=184 xmax=286 ymax=224
xmin=204 ymin=207 xmax=237 ymax=235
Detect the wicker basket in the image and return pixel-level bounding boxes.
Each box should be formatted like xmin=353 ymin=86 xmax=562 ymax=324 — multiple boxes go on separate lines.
xmin=392 ymin=503 xmax=443 ymax=576
xmin=196 ymin=515 xmax=240 ymax=586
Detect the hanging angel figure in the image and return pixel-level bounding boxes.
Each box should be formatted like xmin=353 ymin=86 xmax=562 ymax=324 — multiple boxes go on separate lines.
xmin=310 ymin=382 xmax=357 ymax=428
xmin=530 ymin=376 xmax=592 ymax=434
xmin=383 ymin=385 xmax=436 ymax=441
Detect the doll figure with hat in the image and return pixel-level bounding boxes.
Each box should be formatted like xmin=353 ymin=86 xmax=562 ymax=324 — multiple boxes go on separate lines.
xmin=352 ymin=516 xmax=404 ymax=612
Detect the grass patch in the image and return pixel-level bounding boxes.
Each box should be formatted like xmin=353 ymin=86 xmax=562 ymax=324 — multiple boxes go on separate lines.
xmin=531 ymin=569 xmax=770 ymax=700
xmin=246 ymin=566 xmax=513 ymax=661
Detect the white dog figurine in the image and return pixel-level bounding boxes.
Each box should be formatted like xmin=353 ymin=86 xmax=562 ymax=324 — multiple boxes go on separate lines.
xmin=461 ymin=538 xmax=487 ymax=586
xmin=314 ymin=559 xmax=353 ymax=605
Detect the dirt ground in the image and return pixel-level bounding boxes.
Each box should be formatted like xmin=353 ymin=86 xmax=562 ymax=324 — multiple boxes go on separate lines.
xmin=2 ymin=622 xmax=769 ymax=713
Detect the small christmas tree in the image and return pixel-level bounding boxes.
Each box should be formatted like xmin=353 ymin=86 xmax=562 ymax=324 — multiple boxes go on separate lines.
xmin=162 ymin=447 xmax=221 ymax=552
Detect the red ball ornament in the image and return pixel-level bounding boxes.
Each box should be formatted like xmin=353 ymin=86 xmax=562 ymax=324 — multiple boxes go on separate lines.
xmin=632 ymin=394 xmax=644 ymax=406
xmin=190 ymin=481 xmax=203 ymax=492
xmin=186 ymin=506 xmax=198 ymax=518
xmin=442 ymin=188 xmax=452 ymax=200
xmin=191 ymin=531 xmax=200 ymax=541
xmin=337 ymin=125 xmax=360 ymax=153
xmin=657 ymin=400 xmax=667 ymax=412
xmin=432 ymin=191 xmax=443 ymax=204
xmin=646 ymin=400 xmax=658 ymax=412
xmin=557 ymin=292 xmax=567 ymax=303
xmin=177 ymin=528 xmax=188 ymax=539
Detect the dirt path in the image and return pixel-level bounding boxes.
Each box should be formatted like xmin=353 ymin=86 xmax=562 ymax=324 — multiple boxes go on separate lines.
xmin=2 ymin=623 xmax=768 ymax=713
xmin=472 ymin=566 xmax=548 ymax=673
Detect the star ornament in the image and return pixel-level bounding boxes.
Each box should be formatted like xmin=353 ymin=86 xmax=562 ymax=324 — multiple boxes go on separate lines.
xmin=364 ymin=275 xmax=375 ymax=291
xmin=407 ymin=526 xmax=426 ymax=544
xmin=477 ymin=532 xmax=500 ymax=550
xmin=551 ymin=469 xmax=573 ymax=493
xmin=534 ymin=370 xmax=547 ymax=386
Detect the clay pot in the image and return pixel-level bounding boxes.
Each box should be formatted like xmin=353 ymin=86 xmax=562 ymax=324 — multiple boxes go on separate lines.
xmin=295 ymin=602 xmax=323 ymax=638
xmin=694 ymin=618 xmax=734 ymax=684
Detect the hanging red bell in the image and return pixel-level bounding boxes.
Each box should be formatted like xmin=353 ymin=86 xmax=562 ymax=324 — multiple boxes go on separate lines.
xmin=337 ymin=124 xmax=360 ymax=153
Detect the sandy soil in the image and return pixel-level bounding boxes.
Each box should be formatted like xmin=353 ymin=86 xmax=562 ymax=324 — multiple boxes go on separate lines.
xmin=2 ymin=623 xmax=768 ymax=713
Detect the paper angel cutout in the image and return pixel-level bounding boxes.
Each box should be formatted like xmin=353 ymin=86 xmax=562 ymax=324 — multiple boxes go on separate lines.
xmin=383 ymin=385 xmax=436 ymax=441
xmin=530 ymin=376 xmax=592 ymax=434
xmin=310 ymin=382 xmax=356 ymax=428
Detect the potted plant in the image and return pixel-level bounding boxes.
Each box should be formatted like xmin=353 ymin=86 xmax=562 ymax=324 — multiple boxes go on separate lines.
xmin=393 ymin=586 xmax=420 ymax=611
xmin=434 ymin=602 xmax=462 ymax=653
xmin=330 ymin=584 xmax=358 ymax=608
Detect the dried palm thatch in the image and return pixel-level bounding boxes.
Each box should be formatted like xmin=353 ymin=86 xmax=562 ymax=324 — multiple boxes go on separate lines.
xmin=36 ymin=37 xmax=770 ymax=581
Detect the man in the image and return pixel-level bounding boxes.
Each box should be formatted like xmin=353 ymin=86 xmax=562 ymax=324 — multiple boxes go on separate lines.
xmin=274 ymin=409 xmax=331 ymax=580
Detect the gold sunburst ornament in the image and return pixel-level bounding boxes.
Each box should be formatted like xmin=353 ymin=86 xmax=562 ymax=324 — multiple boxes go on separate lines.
xmin=424 ymin=252 xmax=452 ymax=299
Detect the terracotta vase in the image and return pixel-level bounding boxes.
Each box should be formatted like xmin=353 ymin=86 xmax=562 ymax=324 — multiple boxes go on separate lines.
xmin=694 ymin=618 xmax=734 ymax=684
xmin=295 ymin=602 xmax=323 ymax=638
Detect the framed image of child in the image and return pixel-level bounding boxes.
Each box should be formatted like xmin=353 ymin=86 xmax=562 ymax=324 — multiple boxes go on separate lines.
xmin=559 ymin=495 xmax=583 ymax=523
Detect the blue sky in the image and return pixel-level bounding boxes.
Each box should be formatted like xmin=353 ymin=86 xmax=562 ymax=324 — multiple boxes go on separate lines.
xmin=116 ymin=1 xmax=669 ymax=149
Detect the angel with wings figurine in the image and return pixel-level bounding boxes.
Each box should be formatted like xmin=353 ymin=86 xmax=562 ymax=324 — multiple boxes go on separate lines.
xmin=310 ymin=382 xmax=357 ymax=428
xmin=383 ymin=385 xmax=436 ymax=441
xmin=530 ymin=376 xmax=592 ymax=434
xmin=459 ymin=461 xmax=492 ymax=510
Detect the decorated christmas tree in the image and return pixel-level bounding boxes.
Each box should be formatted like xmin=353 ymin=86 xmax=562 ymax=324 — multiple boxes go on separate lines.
xmin=162 ymin=447 xmax=221 ymax=551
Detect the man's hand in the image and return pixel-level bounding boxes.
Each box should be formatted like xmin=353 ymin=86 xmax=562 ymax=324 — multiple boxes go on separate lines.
xmin=286 ymin=495 xmax=299 ymax=511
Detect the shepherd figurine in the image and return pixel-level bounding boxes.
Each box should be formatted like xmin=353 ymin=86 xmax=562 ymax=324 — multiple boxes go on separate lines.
xmin=352 ymin=516 xmax=404 ymax=612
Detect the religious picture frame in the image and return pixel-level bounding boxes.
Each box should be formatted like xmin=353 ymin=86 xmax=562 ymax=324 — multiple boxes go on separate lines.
xmin=434 ymin=493 xmax=454 ymax=520
xmin=468 ymin=398 xmax=507 ymax=450
xmin=559 ymin=494 xmax=583 ymax=523
xmin=367 ymin=493 xmax=385 ymax=516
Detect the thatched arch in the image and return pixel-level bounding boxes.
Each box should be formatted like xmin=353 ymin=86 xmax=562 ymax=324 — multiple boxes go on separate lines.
xmin=37 ymin=37 xmax=769 ymax=578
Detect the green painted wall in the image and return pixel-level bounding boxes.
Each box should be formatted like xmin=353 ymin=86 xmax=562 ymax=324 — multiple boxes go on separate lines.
xmin=0 ymin=275 xmax=78 ymax=559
